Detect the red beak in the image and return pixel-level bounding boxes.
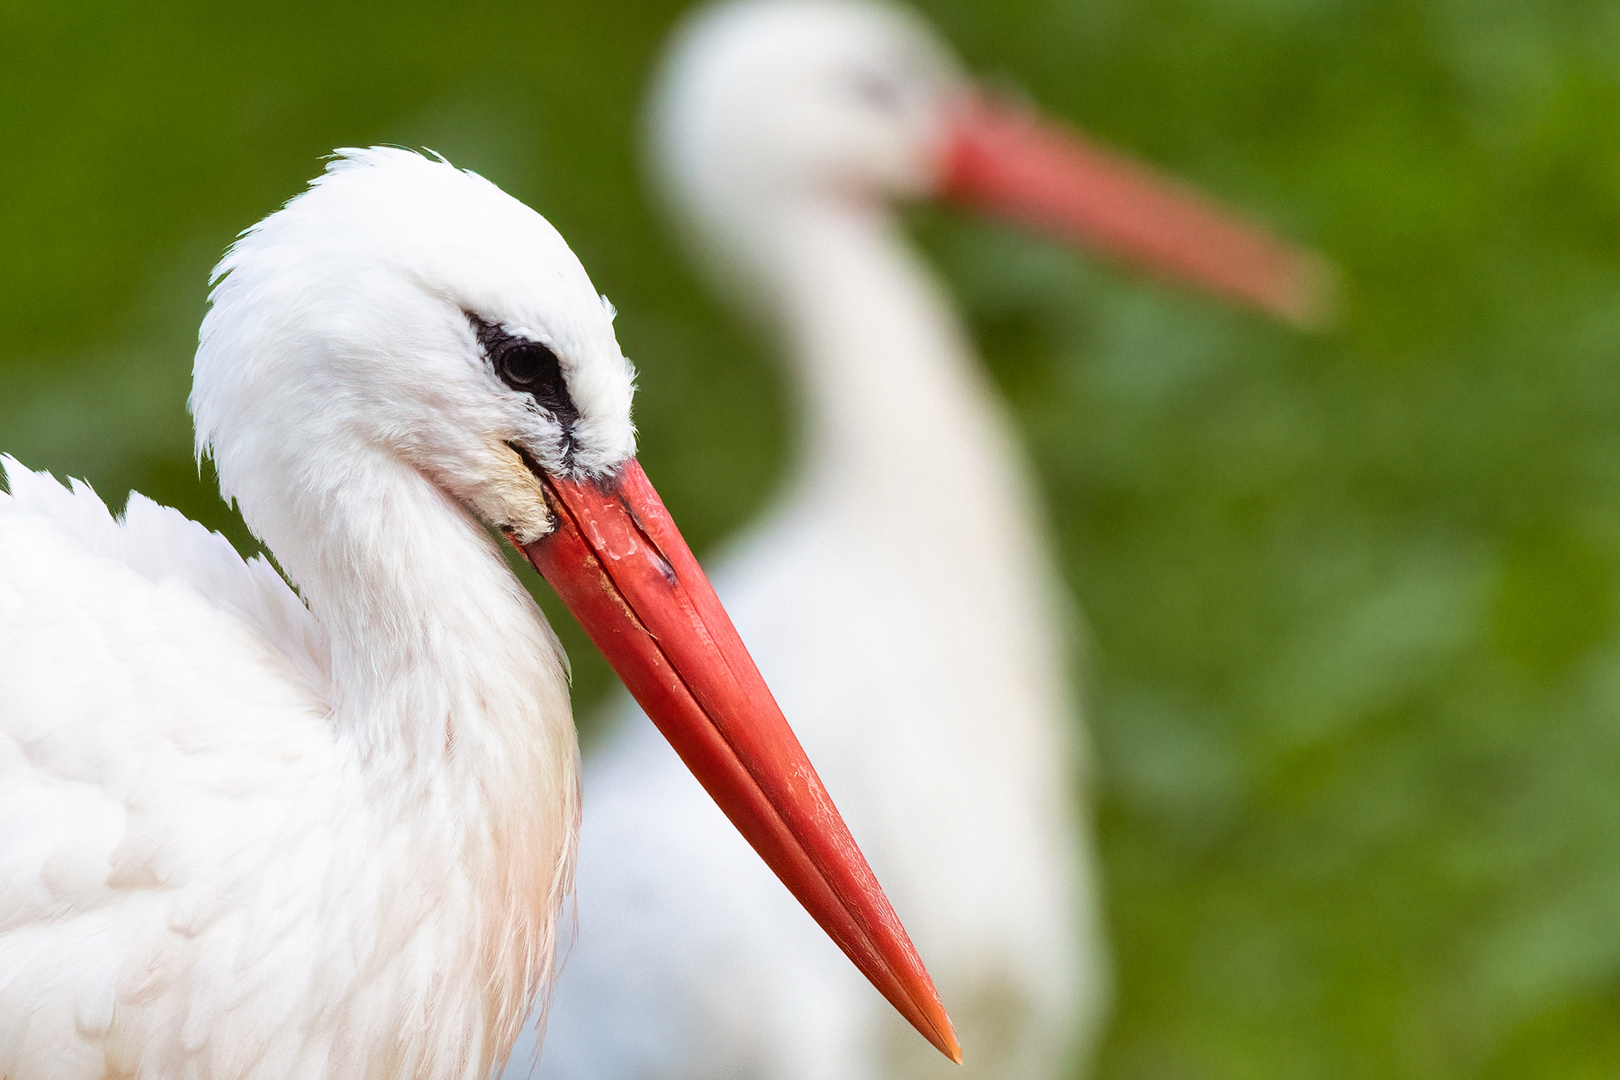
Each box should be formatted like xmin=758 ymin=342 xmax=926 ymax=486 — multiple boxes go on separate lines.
xmin=941 ymin=93 xmax=1335 ymax=328
xmin=515 ymin=460 xmax=961 ymax=1064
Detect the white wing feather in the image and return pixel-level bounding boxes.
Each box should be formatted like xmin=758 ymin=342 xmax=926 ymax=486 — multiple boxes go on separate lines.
xmin=1 ymin=456 xmax=329 ymax=696
xmin=0 ymin=461 xmax=356 ymax=1079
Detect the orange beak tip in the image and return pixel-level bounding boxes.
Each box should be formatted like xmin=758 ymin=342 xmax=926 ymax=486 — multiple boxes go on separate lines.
xmin=910 ymin=996 xmax=961 ymax=1063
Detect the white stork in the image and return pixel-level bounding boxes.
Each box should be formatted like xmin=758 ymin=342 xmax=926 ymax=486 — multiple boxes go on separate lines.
xmin=519 ymin=3 xmax=1328 ymax=1079
xmin=0 ymin=147 xmax=956 ymax=1080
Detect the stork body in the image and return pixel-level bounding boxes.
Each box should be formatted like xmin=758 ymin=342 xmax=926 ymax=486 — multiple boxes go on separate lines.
xmin=0 ymin=147 xmax=953 ymax=1080
xmin=533 ymin=208 xmax=1098 ymax=1080
xmin=527 ymin=7 xmax=1101 ymax=1080
xmin=523 ymin=3 xmax=1332 ymax=1078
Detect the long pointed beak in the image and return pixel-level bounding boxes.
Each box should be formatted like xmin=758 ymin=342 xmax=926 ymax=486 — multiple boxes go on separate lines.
xmin=940 ymin=93 xmax=1335 ymax=328
xmin=514 ymin=460 xmax=961 ymax=1063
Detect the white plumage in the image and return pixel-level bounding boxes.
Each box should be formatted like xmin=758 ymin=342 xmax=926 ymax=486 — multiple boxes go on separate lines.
xmin=0 ymin=146 xmax=950 ymax=1080
xmin=1 ymin=455 xmax=568 ymax=1080
xmin=2 ymin=149 xmax=597 ymax=1079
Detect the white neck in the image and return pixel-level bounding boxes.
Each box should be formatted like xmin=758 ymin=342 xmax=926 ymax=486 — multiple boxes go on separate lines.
xmin=725 ymin=195 xmax=1030 ymax=536
xmin=212 ymin=438 xmax=580 ymax=1069
xmin=228 ymin=440 xmax=578 ymax=913
xmin=252 ymin=447 xmax=573 ymax=782
xmin=706 ymin=188 xmax=1081 ymax=864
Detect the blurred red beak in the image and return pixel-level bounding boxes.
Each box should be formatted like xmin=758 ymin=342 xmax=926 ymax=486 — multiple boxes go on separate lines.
xmin=941 ymin=93 xmax=1334 ymax=328
xmin=515 ymin=460 xmax=961 ymax=1064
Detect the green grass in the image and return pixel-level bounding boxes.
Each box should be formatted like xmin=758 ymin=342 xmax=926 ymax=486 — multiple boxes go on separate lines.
xmin=5 ymin=0 xmax=1620 ymax=1075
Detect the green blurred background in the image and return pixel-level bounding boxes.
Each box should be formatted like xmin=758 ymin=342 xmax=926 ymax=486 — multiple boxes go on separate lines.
xmin=5 ymin=0 xmax=1620 ymax=1075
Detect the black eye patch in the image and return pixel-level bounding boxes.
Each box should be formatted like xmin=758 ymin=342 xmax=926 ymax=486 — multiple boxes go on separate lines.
xmin=469 ymin=314 xmax=581 ymax=440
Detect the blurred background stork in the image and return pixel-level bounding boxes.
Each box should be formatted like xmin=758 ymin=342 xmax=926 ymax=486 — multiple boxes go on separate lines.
xmin=6 ymin=1 xmax=1620 ymax=1077
xmin=522 ymin=3 xmax=1330 ymax=1079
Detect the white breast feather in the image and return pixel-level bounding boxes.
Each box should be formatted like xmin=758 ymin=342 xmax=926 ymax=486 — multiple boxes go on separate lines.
xmin=0 ymin=460 xmax=522 ymax=1080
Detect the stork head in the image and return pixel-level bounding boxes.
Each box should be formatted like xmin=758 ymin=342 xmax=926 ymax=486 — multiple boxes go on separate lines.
xmin=194 ymin=148 xmax=637 ymax=547
xmin=653 ymin=0 xmax=957 ymax=219
xmin=651 ymin=0 xmax=1332 ymax=325
xmin=191 ymin=148 xmax=960 ymax=1062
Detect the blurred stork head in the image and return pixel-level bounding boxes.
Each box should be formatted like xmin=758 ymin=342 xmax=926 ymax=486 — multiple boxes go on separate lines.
xmin=648 ymin=0 xmax=1333 ymax=326
xmin=652 ymin=0 xmax=959 ymax=223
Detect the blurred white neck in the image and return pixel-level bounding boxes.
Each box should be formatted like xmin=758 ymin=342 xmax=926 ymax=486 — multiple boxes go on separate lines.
xmin=743 ymin=197 xmax=1027 ymax=535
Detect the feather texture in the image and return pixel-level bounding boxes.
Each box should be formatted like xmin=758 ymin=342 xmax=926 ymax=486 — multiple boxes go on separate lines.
xmin=0 ymin=459 xmax=579 ymax=1080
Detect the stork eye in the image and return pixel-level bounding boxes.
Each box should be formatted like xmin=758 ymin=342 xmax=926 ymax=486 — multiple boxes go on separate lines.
xmin=496 ymin=342 xmax=562 ymax=395
xmin=469 ymin=313 xmax=581 ymax=436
